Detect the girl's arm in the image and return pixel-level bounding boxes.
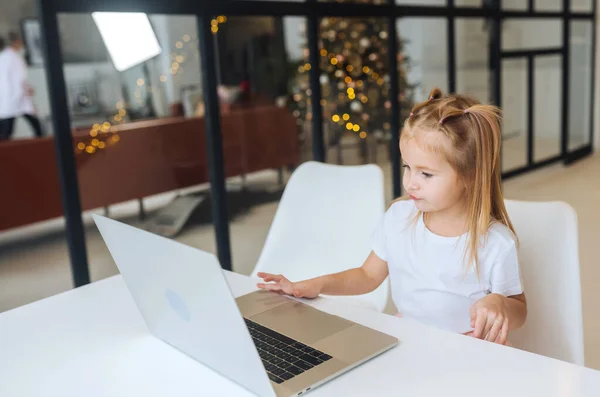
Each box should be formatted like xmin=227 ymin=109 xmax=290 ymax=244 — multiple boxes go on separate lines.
xmin=257 ymin=251 xmax=389 ymax=298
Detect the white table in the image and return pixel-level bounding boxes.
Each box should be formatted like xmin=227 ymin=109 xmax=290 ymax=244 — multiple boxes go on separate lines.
xmin=1 ymin=272 xmax=599 ymax=397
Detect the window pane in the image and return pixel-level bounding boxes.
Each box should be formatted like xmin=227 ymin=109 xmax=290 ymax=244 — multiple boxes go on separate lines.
xmin=456 ymin=0 xmax=483 ymax=6
xmin=502 ymin=59 xmax=528 ymax=172
xmin=535 ymin=0 xmax=561 ymax=12
xmin=213 ymin=15 xmax=308 ymax=275
xmin=317 ymin=17 xmax=393 ymax=167
xmin=503 ymin=0 xmax=527 ymax=10
xmin=569 ymin=22 xmax=593 ymax=150
xmin=456 ymin=19 xmax=490 ymax=104
xmin=572 ymin=0 xmax=593 ymax=12
xmin=398 ymin=18 xmax=448 ymax=101
xmin=502 ymin=19 xmax=562 ymax=51
xmin=534 ymin=56 xmax=561 ymax=162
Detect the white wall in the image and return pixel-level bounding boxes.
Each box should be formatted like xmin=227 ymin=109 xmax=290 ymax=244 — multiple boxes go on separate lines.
xmin=149 ymin=15 xmax=202 ymax=107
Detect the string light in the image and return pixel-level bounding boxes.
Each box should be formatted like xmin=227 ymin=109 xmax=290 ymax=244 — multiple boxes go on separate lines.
xmin=332 ymin=115 xmax=340 ymax=122
xmin=211 ymin=15 xmax=227 ymax=34
xmin=137 ymin=78 xmax=145 ymax=86
xmin=346 ymin=123 xmax=353 ymax=130
xmin=342 ymin=113 xmax=350 ymax=121
xmin=359 ymin=132 xmax=367 ymax=139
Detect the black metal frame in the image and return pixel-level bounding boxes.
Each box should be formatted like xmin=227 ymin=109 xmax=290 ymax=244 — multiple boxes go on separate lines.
xmin=37 ymin=0 xmax=596 ymax=283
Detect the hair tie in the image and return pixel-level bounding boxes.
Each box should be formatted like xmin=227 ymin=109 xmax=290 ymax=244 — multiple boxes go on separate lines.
xmin=410 ymin=112 xmax=414 ymax=117
xmin=439 ymin=117 xmax=446 ymax=125
xmin=463 ymin=108 xmax=470 ymax=114
xmin=429 ymin=96 xmax=434 ymax=101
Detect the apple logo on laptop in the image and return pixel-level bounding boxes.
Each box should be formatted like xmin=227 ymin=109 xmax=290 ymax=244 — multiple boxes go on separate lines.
xmin=165 ymin=289 xmax=191 ymax=322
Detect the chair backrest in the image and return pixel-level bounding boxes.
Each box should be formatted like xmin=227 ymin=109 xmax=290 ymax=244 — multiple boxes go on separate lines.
xmin=505 ymin=199 xmax=584 ymax=365
xmin=251 ymin=161 xmax=389 ymax=312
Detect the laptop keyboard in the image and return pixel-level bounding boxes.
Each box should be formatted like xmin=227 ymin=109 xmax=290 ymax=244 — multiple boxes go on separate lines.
xmin=244 ymin=318 xmax=332 ymax=384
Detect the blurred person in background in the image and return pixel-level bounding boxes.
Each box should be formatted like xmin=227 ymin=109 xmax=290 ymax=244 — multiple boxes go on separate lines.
xmin=0 ymin=32 xmax=44 ymax=140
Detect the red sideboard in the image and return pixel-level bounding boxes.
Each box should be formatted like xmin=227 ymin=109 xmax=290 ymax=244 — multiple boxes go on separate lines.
xmin=0 ymin=105 xmax=300 ymax=231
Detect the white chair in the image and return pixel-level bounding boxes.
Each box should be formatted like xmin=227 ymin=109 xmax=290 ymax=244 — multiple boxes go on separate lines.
xmin=251 ymin=161 xmax=389 ymax=312
xmin=505 ymin=199 xmax=584 ymax=366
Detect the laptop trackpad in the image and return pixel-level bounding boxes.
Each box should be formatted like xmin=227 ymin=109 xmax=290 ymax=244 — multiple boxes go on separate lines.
xmin=250 ymin=301 xmax=354 ymax=344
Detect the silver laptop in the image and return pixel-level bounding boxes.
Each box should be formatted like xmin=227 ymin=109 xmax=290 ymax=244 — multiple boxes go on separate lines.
xmin=93 ymin=214 xmax=398 ymax=397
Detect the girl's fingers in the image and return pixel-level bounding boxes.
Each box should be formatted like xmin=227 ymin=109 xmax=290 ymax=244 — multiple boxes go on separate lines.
xmin=257 ymin=273 xmax=284 ymax=283
xmin=259 ymin=283 xmax=283 ymax=292
xmin=473 ymin=309 xmax=487 ymax=339
xmin=496 ymin=319 xmax=510 ymax=345
xmin=257 ymin=272 xmax=276 ymax=279
xmin=485 ymin=316 xmax=503 ymax=342
xmin=482 ymin=313 xmax=496 ymax=339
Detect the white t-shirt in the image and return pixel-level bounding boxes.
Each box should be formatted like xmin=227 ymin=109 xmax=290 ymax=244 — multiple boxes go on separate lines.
xmin=371 ymin=200 xmax=523 ymax=333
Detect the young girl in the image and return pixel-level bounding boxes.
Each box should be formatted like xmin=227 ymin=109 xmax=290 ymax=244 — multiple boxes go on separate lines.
xmin=257 ymin=88 xmax=527 ymax=345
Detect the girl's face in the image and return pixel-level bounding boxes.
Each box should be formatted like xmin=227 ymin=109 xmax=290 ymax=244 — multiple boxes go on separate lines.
xmin=400 ymin=132 xmax=466 ymax=215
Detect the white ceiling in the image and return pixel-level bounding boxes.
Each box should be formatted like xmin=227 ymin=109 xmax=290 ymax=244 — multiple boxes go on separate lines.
xmin=0 ymin=0 xmax=36 ymax=34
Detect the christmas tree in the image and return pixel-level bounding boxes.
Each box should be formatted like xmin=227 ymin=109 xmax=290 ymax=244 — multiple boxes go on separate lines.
xmin=290 ymin=0 xmax=414 ymax=163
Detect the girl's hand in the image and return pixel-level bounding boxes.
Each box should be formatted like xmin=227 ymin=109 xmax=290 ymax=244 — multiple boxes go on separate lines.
xmin=469 ymin=293 xmax=510 ymax=345
xmin=256 ymin=272 xmax=322 ymax=299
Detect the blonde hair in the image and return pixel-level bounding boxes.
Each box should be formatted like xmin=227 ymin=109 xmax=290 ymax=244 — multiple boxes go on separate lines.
xmin=395 ymin=87 xmax=517 ymax=276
